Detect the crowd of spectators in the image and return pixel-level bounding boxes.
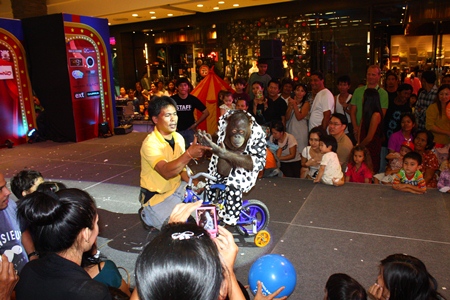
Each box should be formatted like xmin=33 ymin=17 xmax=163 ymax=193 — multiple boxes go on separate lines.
xmin=1 ymin=173 xmax=446 ymax=300
xmin=234 ymin=60 xmax=450 ymax=193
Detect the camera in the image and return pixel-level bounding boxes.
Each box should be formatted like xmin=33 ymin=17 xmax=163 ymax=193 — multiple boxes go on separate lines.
xmin=195 ymin=205 xmax=218 ymax=238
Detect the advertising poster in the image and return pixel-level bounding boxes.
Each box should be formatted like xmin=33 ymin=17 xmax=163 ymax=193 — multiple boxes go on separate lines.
xmin=0 ymin=25 xmax=35 ymax=145
xmin=64 ymin=19 xmax=113 ymax=141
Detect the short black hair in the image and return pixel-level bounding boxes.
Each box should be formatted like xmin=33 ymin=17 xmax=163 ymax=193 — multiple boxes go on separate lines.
xmin=421 ymin=71 xmax=436 ymax=84
xmin=268 ymin=79 xmax=280 ymax=89
xmin=325 ymin=273 xmax=367 ymax=300
xmin=10 ymin=170 xmax=43 ymax=199
xmin=398 ymin=83 xmax=413 ymax=93
xmin=175 ymin=77 xmax=190 ymax=87
xmin=385 ymin=71 xmax=397 ymax=81
xmin=403 ymin=151 xmax=422 ymax=165
xmin=311 ymin=71 xmax=324 ymax=80
xmin=236 ymin=98 xmax=249 ymax=107
xmin=234 ymin=78 xmax=246 ymax=85
xmin=280 ymin=78 xmax=293 ymax=89
xmin=320 ymin=134 xmax=338 ymax=152
xmin=257 ymin=58 xmax=268 ymax=65
xmin=330 ymin=113 xmax=348 ymax=127
xmin=149 ymin=96 xmax=177 ymax=118
xmin=337 ymin=75 xmax=351 ymax=85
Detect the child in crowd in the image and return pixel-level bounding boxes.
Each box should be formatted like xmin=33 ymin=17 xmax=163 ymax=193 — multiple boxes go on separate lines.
xmin=142 ymin=100 xmax=150 ymax=120
xmin=314 ymin=135 xmax=344 ymax=186
xmin=219 ymin=90 xmax=235 ymax=116
xmin=258 ymin=126 xmax=282 ymax=178
xmin=235 ymin=98 xmax=249 ymax=111
xmin=392 ymin=151 xmax=426 ymax=194
xmin=344 ymin=145 xmax=373 ymax=184
xmin=232 ymin=78 xmax=250 ymax=102
xmin=438 ymin=148 xmax=450 ymax=193
xmin=374 ymin=140 xmax=414 ymax=184
xmin=126 ymin=88 xmax=139 ymax=113
xmin=324 ymin=273 xmax=367 ymax=300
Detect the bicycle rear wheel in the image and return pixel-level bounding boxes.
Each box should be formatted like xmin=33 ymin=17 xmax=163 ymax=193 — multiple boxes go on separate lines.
xmin=236 ymin=199 xmax=270 ymax=236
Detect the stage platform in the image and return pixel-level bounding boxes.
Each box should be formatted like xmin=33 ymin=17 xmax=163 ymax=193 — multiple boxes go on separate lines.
xmin=1 ymin=132 xmax=448 ymax=299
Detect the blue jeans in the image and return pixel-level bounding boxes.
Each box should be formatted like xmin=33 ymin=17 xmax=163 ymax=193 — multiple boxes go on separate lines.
xmin=140 ymin=181 xmax=187 ymax=230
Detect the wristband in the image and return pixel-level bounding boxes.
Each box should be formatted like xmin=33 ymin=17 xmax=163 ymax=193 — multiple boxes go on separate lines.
xmin=186 ymin=150 xmax=194 ymax=160
xmin=28 ymin=251 xmax=39 ymax=259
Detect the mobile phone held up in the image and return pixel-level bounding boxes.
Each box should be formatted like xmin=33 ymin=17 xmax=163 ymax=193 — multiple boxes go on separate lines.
xmin=195 ymin=204 xmax=218 ymax=238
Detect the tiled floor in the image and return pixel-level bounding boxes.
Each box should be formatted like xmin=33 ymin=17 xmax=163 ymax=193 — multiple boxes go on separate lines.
xmin=2 ymin=132 xmax=449 ymax=299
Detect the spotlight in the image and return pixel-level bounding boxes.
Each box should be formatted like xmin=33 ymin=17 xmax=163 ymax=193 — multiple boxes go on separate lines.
xmin=4 ymin=139 xmax=13 ymax=148
xmin=98 ymin=122 xmax=112 ymax=138
xmin=27 ymin=128 xmax=44 ymax=144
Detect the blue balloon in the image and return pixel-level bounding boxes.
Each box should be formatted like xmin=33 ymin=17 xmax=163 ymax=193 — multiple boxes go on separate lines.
xmin=248 ymin=254 xmax=297 ymax=297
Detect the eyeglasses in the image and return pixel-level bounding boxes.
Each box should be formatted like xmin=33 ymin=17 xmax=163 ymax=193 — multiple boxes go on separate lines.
xmin=329 ymin=122 xmax=342 ymax=126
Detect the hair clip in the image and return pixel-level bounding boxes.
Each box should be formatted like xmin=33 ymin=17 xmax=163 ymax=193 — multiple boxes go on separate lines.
xmin=172 ymin=231 xmax=194 ymax=240
xmin=171 ymin=231 xmax=204 ymax=240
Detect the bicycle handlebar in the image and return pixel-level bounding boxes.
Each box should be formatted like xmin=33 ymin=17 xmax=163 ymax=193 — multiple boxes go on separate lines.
xmin=188 ymin=172 xmax=217 ymax=185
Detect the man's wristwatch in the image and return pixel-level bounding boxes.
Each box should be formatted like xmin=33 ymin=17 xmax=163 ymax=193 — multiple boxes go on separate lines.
xmin=28 ymin=251 xmax=39 ymax=259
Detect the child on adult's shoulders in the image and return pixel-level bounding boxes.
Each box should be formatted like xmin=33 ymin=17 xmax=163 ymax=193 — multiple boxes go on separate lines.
xmin=314 ymin=135 xmax=344 ymax=186
xmin=392 ymin=151 xmax=426 ymax=194
xmin=374 ymin=140 xmax=414 ymax=184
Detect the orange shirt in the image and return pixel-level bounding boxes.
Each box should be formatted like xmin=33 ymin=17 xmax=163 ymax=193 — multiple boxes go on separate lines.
xmin=265 ymin=148 xmax=277 ymax=169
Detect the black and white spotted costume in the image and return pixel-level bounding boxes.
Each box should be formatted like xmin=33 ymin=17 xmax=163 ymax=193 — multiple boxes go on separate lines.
xmin=205 ymin=110 xmax=266 ymax=225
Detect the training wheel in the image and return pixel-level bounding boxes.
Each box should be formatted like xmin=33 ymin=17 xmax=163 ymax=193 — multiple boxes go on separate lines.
xmin=254 ymin=230 xmax=271 ymax=247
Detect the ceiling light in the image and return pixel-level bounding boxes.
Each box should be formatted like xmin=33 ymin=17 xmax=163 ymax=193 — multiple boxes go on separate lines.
xmin=151 ymin=16 xmax=156 ymax=19
xmin=218 ymin=1 xmax=225 ymax=4
xmin=149 ymin=11 xmax=155 ymax=14
xmin=197 ymin=4 xmax=203 ymax=7
xmin=168 ymin=13 xmax=173 ymax=16
xmin=132 ymin=14 xmax=138 ymax=17
xmin=213 ymin=6 xmax=219 ymax=10
xmin=233 ymin=4 xmax=239 ymax=7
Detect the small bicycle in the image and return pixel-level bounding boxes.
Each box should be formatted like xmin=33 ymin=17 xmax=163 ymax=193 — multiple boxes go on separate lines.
xmin=183 ymin=172 xmax=271 ymax=247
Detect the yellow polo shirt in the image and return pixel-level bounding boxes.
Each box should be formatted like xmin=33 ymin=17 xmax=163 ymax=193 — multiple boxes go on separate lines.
xmin=140 ymin=127 xmax=186 ymax=206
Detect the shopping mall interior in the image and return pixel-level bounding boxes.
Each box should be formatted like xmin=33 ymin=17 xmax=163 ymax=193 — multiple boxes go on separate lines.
xmin=0 ymin=1 xmax=449 ymax=299
xmin=2 ymin=0 xmax=450 ymax=93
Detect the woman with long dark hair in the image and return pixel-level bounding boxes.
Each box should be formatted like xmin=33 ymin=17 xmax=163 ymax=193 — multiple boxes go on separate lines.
xmin=413 ymin=129 xmax=439 ymax=188
xmin=368 ymin=253 xmax=445 ymax=300
xmin=358 ymin=88 xmax=383 ymax=173
xmin=15 ymin=189 xmax=111 ymax=300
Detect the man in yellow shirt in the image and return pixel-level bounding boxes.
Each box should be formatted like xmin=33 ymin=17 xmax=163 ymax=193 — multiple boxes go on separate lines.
xmin=139 ymin=96 xmax=210 ymax=230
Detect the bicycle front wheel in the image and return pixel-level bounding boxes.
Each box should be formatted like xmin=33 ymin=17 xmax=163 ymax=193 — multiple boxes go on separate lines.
xmin=236 ymin=199 xmax=270 ymax=236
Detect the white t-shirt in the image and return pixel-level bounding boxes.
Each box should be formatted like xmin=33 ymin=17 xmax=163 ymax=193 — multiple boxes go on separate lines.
xmin=309 ymin=88 xmax=334 ymax=131
xmin=334 ymin=94 xmax=352 ymax=134
xmin=320 ymin=152 xmax=343 ymax=185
